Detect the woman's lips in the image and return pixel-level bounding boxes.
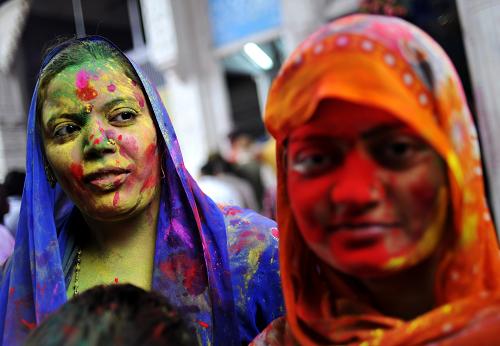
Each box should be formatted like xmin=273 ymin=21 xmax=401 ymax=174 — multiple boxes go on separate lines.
xmin=83 ymin=168 xmax=131 ymax=192
xmin=328 ymin=223 xmax=401 ymax=249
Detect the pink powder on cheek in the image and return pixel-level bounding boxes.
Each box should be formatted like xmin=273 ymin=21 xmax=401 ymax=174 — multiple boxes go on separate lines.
xmin=140 ymin=144 xmax=159 ymax=192
xmin=118 ymin=135 xmax=140 ymax=156
xmin=134 ymin=91 xmax=145 ymax=108
xmin=118 ymin=134 xmax=123 ymax=141
xmin=107 ymin=83 xmax=116 ymax=92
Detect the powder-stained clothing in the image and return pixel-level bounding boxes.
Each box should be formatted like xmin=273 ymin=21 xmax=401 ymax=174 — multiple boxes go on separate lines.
xmin=0 ymin=36 xmax=283 ymax=346
xmin=0 ymin=225 xmax=13 ymax=266
xmin=253 ymin=14 xmax=500 ymax=346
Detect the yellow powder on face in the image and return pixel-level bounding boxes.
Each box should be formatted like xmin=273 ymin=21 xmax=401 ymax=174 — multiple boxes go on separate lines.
xmin=384 ymin=256 xmax=408 ymax=270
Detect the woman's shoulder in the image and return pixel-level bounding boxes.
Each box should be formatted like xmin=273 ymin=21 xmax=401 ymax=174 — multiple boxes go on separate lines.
xmin=218 ymin=204 xmax=279 ymax=247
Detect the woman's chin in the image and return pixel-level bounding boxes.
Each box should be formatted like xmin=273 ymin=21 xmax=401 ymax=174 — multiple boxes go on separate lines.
xmin=79 ymin=196 xmax=141 ymax=222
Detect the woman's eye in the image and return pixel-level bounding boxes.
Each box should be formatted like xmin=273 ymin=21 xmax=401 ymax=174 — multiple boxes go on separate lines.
xmin=370 ymin=137 xmax=424 ymax=170
xmin=110 ymin=111 xmax=137 ymax=123
xmin=290 ymin=152 xmax=339 ymax=175
xmin=53 ymin=124 xmax=80 ymax=138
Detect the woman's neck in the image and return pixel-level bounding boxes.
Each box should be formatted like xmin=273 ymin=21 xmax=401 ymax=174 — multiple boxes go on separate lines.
xmin=69 ymin=191 xmax=160 ymax=294
xmin=360 ymin=254 xmax=441 ymax=320
xmin=82 ymin=192 xmax=160 ymax=255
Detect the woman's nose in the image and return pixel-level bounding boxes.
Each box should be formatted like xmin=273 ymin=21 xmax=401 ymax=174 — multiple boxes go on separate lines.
xmin=82 ymin=121 xmax=117 ymax=159
xmin=330 ymin=149 xmax=384 ymax=214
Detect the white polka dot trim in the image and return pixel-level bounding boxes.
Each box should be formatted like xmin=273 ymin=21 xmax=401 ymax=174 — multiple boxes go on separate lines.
xmin=314 ymin=44 xmax=324 ymax=54
xmin=336 ymin=36 xmax=349 ymax=46
xmin=361 ymin=40 xmax=374 ymax=51
xmin=384 ymin=53 xmax=396 ymax=66
xmin=419 ymin=93 xmax=429 ymax=105
xmin=403 ymin=73 xmax=413 ymax=85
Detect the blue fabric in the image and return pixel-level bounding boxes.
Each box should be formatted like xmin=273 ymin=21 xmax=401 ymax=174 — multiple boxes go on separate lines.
xmin=0 ymin=36 xmax=283 ymax=346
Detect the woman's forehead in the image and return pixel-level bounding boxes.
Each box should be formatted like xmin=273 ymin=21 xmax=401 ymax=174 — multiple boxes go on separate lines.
xmin=289 ymin=99 xmax=409 ymax=140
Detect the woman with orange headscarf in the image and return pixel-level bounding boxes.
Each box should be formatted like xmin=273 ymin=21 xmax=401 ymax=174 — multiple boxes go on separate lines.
xmin=251 ymin=14 xmax=500 ymax=345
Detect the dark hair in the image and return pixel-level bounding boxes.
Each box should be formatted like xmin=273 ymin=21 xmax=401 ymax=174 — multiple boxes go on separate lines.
xmin=36 ymin=38 xmax=138 ymax=122
xmin=23 ymin=284 xmax=196 ymax=346
xmin=4 ymin=170 xmax=25 ymax=196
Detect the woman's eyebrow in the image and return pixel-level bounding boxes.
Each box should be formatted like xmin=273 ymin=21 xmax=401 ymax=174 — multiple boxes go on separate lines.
xmin=101 ymin=97 xmax=136 ymax=114
xmin=46 ymin=111 xmax=88 ymax=129
xmin=362 ymin=123 xmax=405 ymax=139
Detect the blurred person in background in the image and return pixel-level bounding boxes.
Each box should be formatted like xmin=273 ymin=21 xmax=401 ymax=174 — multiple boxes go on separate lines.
xmin=198 ymin=152 xmax=259 ymax=210
xmin=23 ymin=284 xmax=196 ymax=346
xmin=228 ymin=130 xmax=265 ymax=210
xmin=252 ymin=14 xmax=500 ymax=345
xmin=0 ymin=36 xmax=283 ymax=346
xmin=3 ymin=170 xmax=26 ymax=237
xmin=0 ymin=184 xmax=14 ymax=267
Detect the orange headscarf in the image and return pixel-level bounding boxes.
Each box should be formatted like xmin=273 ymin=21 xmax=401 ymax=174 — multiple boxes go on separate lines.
xmin=263 ymin=14 xmax=500 ymax=345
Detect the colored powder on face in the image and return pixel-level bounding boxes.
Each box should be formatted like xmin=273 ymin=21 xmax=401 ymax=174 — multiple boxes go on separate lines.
xmin=76 ymin=87 xmax=98 ymax=101
xmin=114 ymin=277 xmax=119 ymax=284
xmin=75 ymin=69 xmax=98 ymax=101
xmin=113 ymin=191 xmax=120 ymax=207
xmin=140 ymin=144 xmax=158 ymax=192
xmin=89 ymin=134 xmax=94 ymax=140
xmin=70 ymin=163 xmax=84 ymax=180
xmin=75 ymin=69 xmax=89 ymax=89
xmin=93 ymin=138 xmax=101 ymax=145
xmin=107 ymin=83 xmax=116 ymax=92
xmin=117 ymin=134 xmax=123 ymax=141
xmin=133 ymin=91 xmax=145 ymax=108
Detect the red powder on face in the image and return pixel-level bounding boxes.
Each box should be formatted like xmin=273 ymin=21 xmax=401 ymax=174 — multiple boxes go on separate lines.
xmin=197 ymin=321 xmax=209 ymax=328
xmin=140 ymin=144 xmax=158 ymax=192
xmin=70 ymin=163 xmax=83 ymax=180
xmin=118 ymin=134 xmax=122 ymax=141
xmin=75 ymin=70 xmax=99 ymax=101
xmin=134 ymin=91 xmax=145 ymax=108
xmin=113 ymin=191 xmax=120 ymax=207
xmin=93 ymin=138 xmax=101 ymax=145
xmin=114 ymin=277 xmax=119 ymax=284
xmin=107 ymin=83 xmax=116 ymax=92
xmin=76 ymin=87 xmax=98 ymax=101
